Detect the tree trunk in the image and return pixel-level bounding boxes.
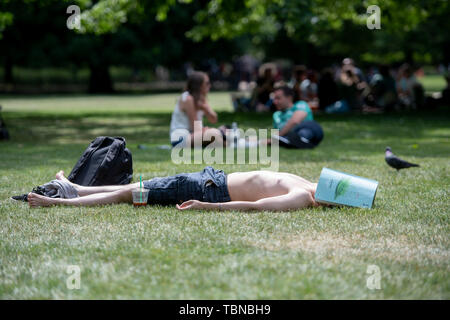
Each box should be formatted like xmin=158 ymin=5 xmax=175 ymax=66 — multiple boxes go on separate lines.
xmin=4 ymin=56 xmax=13 ymax=84
xmin=404 ymin=49 xmax=413 ymax=64
xmin=443 ymin=41 xmax=450 ymax=65
xmin=88 ymin=63 xmax=113 ymax=93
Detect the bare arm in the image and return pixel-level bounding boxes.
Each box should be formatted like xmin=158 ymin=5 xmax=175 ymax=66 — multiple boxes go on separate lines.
xmin=198 ymin=99 xmax=218 ymax=124
xmin=176 ymin=189 xmax=317 ymax=212
xmin=279 ymin=110 xmax=307 ymax=136
xmin=179 ymin=95 xmax=199 ymax=132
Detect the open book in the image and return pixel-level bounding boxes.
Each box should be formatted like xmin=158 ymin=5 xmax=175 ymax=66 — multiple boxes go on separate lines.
xmin=315 ymin=168 xmax=379 ymax=209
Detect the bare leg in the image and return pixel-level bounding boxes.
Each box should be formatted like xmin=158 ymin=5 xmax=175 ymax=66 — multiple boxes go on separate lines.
xmin=28 ymin=187 xmax=134 ymax=207
xmin=55 ymin=170 xmax=140 ymax=196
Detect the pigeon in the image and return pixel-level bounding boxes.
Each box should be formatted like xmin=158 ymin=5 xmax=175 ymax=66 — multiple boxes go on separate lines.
xmin=385 ymin=147 xmax=420 ymax=171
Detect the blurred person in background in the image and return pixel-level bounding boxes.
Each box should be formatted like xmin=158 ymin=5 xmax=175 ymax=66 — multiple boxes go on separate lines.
xmin=333 ymin=64 xmax=361 ymax=112
xmin=170 ymin=71 xmax=224 ymax=148
xmin=300 ymin=69 xmax=319 ymax=109
xmin=289 ymin=65 xmax=307 ymax=102
xmin=368 ymin=64 xmax=398 ymax=112
xmin=318 ymin=68 xmax=339 ymax=110
xmin=342 ymin=58 xmax=365 ymax=81
xmin=397 ymin=63 xmax=425 ymax=110
xmin=342 ymin=58 xmax=369 ymax=107
xmin=252 ymin=63 xmax=276 ymax=112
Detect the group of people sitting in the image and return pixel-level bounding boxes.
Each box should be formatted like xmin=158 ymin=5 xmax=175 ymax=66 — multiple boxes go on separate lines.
xmin=169 ymin=71 xmax=324 ymax=150
xmin=232 ymin=58 xmax=443 ymax=114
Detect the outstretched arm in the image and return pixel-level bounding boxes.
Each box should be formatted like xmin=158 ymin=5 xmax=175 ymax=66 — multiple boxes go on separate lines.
xmin=176 ymin=189 xmax=317 ymax=212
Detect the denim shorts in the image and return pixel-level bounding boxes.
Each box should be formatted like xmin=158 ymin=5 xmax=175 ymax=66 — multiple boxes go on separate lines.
xmin=143 ymin=166 xmax=231 ymax=205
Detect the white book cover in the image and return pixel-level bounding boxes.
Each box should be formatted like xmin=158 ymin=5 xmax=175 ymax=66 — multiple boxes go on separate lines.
xmin=315 ymin=168 xmax=379 ymax=209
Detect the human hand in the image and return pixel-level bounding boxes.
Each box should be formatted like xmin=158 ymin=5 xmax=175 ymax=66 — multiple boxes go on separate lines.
xmin=176 ymin=200 xmax=207 ymax=211
xmin=208 ymin=112 xmax=218 ymax=124
xmin=258 ymin=138 xmax=272 ymax=146
xmin=310 ymin=190 xmax=320 ymax=207
xmin=197 ymin=98 xmax=209 ymax=110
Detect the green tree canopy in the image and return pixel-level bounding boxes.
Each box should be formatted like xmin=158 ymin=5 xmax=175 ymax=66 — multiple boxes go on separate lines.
xmin=72 ymin=0 xmax=449 ymax=65
xmin=1 ymin=0 xmax=449 ymax=92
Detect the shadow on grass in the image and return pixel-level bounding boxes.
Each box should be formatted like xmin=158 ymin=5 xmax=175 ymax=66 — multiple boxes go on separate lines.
xmin=1 ymin=110 xmax=449 ymax=173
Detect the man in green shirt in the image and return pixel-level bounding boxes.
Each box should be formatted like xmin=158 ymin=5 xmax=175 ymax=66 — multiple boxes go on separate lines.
xmin=271 ymin=86 xmax=323 ymax=148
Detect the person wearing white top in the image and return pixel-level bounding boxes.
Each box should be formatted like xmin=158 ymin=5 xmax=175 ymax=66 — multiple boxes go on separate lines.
xmin=169 ymin=71 xmax=224 ymax=148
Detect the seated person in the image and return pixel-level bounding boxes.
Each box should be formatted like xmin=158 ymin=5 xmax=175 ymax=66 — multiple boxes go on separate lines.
xmin=318 ymin=68 xmax=339 ymax=110
xmin=270 ymin=86 xmax=323 ymax=149
xmin=27 ymin=167 xmax=321 ymax=212
xmin=300 ymin=70 xmax=319 ymax=109
xmin=397 ymin=63 xmax=425 ymax=109
xmin=336 ymin=65 xmax=362 ymax=111
xmin=252 ymin=64 xmax=276 ymax=112
xmin=368 ymin=64 xmax=397 ymax=112
xmin=289 ymin=65 xmax=307 ymax=102
xmin=170 ymin=71 xmax=224 ymax=148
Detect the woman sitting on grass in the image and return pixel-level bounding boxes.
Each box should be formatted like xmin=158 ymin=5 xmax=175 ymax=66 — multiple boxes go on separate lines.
xmin=27 ymin=167 xmax=321 ymax=211
xmin=170 ymin=71 xmax=225 ymax=148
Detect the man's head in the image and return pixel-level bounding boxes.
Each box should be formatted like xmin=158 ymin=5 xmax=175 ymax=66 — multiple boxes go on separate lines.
xmin=273 ymin=86 xmax=294 ymax=111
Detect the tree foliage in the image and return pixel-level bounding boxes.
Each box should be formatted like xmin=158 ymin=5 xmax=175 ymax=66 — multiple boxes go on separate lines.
xmin=70 ymin=0 xmax=449 ymax=64
xmin=0 ymin=0 xmax=449 ymax=90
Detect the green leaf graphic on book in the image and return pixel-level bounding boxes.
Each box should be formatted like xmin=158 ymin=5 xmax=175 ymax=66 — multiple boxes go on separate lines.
xmin=334 ymin=178 xmax=351 ymax=199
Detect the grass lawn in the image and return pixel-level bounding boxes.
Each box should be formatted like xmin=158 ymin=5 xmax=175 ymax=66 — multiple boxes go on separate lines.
xmin=0 ymin=92 xmax=449 ymax=299
xmin=419 ymin=74 xmax=447 ymax=94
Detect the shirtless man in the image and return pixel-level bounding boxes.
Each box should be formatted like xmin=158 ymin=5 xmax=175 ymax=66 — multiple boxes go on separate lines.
xmin=27 ymin=166 xmax=319 ymax=211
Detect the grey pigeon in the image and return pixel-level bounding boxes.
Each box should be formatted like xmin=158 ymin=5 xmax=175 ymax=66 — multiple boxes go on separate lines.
xmin=385 ymin=147 xmax=420 ymax=170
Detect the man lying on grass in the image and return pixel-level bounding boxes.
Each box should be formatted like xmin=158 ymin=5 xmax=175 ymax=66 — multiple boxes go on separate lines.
xmin=27 ymin=166 xmax=320 ymax=211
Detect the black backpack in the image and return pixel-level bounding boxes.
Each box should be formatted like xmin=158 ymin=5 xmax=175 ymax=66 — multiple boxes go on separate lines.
xmin=11 ymin=136 xmax=133 ymax=202
xmin=68 ymin=136 xmax=133 ymax=186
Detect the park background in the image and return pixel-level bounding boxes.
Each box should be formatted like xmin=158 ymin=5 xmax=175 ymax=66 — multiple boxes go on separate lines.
xmin=0 ymin=0 xmax=449 ymax=94
xmin=0 ymin=0 xmax=449 ymax=299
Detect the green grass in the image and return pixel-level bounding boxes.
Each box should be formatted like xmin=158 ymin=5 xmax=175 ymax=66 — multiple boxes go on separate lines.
xmin=0 ymin=92 xmax=234 ymax=113
xmin=419 ymin=74 xmax=447 ymax=93
xmin=0 ymin=92 xmax=449 ymax=299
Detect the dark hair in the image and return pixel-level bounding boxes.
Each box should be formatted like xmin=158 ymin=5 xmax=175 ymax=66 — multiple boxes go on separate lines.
xmin=274 ymin=85 xmax=294 ymax=98
xmin=293 ymin=65 xmax=307 ymax=77
xmin=186 ymin=71 xmax=208 ymax=105
xmin=400 ymin=63 xmax=413 ymax=77
xmin=321 ymin=67 xmax=334 ymax=79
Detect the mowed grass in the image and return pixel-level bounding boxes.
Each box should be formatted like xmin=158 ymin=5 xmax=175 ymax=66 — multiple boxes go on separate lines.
xmin=0 ymin=92 xmax=449 ymax=299
xmin=419 ymin=74 xmax=447 ymax=94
